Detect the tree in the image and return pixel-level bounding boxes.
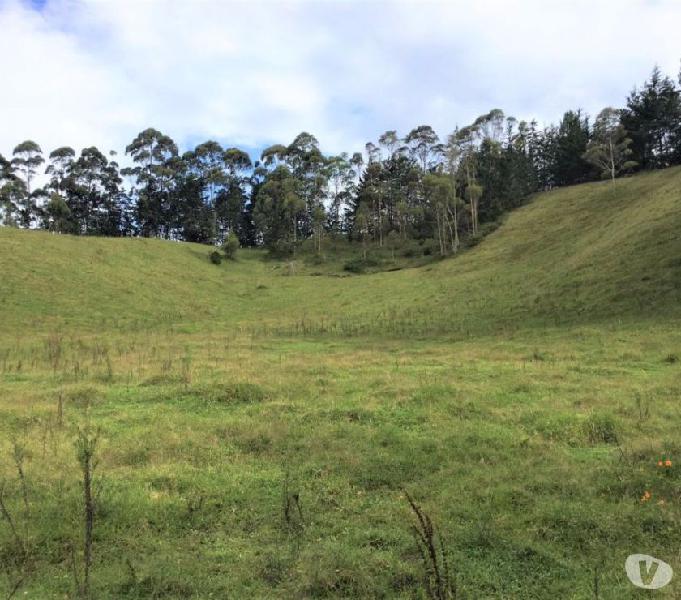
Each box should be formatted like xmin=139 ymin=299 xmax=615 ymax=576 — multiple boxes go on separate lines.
xmin=0 ymin=153 xmax=19 ymax=226
xmin=353 ymin=202 xmax=371 ymax=260
xmin=552 ymin=110 xmax=592 ymax=186
xmin=378 ymin=130 xmax=400 ymax=158
xmin=286 ymin=132 xmax=326 ymax=237
xmin=194 ymin=140 xmax=226 ymax=207
xmin=11 ymin=140 xmax=43 ymax=195
xmin=0 ymin=179 xmax=24 ymax=227
xmin=404 ymin=125 xmax=441 ymax=172
xmin=622 ymin=66 xmax=681 ymax=169
xmin=424 ymin=174 xmax=458 ymax=256
xmin=69 ymin=146 xmax=122 ymax=235
xmin=311 ymin=204 xmax=326 ymax=254
xmin=583 ymin=108 xmax=637 ymax=182
xmin=326 ymin=153 xmax=357 ymax=233
xmin=217 ymin=148 xmax=252 ymax=243
xmin=386 ymin=229 xmax=400 ymax=260
xmin=45 ymin=192 xmax=71 ymax=233
xmin=46 ymin=147 xmax=76 ymax=197
xmin=11 ymin=140 xmax=44 ymax=227
xmin=450 ymin=125 xmax=482 ymax=235
xmin=124 ymin=128 xmax=178 ymax=237
xmin=253 ymin=165 xmax=303 ymax=250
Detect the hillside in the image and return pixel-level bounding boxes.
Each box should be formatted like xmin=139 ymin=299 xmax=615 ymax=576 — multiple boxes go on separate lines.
xmin=1 ymin=168 xmax=681 ymax=598
xmin=1 ymin=166 xmax=681 ymax=336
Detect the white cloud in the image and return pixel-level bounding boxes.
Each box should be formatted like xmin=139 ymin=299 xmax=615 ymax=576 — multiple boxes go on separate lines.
xmin=1 ymin=0 xmax=680 ymax=162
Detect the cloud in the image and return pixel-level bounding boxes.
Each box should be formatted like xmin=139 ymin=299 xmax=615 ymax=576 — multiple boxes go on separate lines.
xmin=1 ymin=0 xmax=680 ymax=162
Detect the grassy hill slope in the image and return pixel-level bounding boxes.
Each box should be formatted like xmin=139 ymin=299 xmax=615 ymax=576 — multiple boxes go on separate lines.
xmin=1 ymin=166 xmax=681 ymax=336
xmin=1 ymin=169 xmax=681 ymax=598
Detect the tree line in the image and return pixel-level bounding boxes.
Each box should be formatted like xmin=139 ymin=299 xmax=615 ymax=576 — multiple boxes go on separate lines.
xmin=2 ymin=66 xmax=681 ymax=257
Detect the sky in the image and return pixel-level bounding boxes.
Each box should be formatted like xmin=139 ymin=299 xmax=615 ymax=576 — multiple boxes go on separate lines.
xmin=1 ymin=0 xmax=681 ymax=162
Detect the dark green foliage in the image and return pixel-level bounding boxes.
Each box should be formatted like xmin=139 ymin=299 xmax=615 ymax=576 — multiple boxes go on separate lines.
xmin=622 ymin=66 xmax=681 ymax=170
xmin=3 ymin=65 xmax=681 ymax=254
xmin=344 ymin=256 xmax=379 ymax=273
xmin=209 ymin=251 xmax=222 ymax=265
xmin=221 ymin=234 xmax=239 ymax=259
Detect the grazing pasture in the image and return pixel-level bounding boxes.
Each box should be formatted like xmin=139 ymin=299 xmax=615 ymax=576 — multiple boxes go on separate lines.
xmin=1 ymin=167 xmax=681 ymax=598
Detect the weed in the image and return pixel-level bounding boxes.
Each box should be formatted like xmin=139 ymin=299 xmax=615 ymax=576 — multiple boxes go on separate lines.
xmin=281 ymin=472 xmax=304 ymax=535
xmin=583 ymin=412 xmax=619 ymax=445
xmin=405 ymin=492 xmax=455 ymax=600
xmin=72 ymin=425 xmax=99 ymax=599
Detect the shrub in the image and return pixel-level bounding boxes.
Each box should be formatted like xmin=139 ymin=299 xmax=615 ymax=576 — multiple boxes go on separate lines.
xmin=209 ymin=251 xmax=222 ymax=265
xmin=344 ymin=257 xmax=379 ymax=273
xmin=222 ymin=234 xmax=239 ymax=260
xmin=269 ymin=240 xmax=295 ymax=258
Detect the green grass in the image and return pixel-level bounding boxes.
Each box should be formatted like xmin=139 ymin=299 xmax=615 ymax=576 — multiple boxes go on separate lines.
xmin=1 ymin=168 xmax=681 ymax=598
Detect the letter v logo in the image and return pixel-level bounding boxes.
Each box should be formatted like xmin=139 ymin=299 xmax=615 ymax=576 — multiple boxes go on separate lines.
xmin=625 ymin=554 xmax=673 ymax=589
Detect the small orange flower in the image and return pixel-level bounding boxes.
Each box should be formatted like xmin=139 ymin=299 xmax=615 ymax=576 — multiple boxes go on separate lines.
xmin=641 ymin=490 xmax=652 ymax=502
xmin=665 ymin=459 xmax=672 ymax=467
xmin=658 ymin=461 xmax=664 ymax=467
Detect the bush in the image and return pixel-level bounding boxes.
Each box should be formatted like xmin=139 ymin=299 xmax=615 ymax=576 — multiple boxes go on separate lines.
xmin=222 ymin=234 xmax=239 ymax=260
xmin=420 ymin=238 xmax=438 ymax=256
xmin=269 ymin=240 xmax=295 ymax=258
xmin=344 ymin=257 xmax=379 ymax=273
xmin=209 ymin=251 xmax=222 ymax=265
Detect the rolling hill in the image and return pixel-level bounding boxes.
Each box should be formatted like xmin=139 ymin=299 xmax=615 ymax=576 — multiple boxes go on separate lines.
xmin=1 ymin=166 xmax=680 ymax=337
xmin=1 ymin=168 xmax=681 ymax=599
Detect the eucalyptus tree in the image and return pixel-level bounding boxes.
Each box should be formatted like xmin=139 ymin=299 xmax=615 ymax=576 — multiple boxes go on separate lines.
xmin=0 ymin=154 xmax=13 ymax=224
xmin=253 ymin=165 xmax=304 ymax=250
xmin=124 ymin=128 xmax=178 ymax=237
xmin=364 ymin=142 xmax=380 ymax=164
xmin=285 ymin=132 xmax=327 ymax=237
xmin=404 ymin=125 xmax=441 ymax=172
xmin=46 ymin=147 xmax=76 ymax=197
xmin=378 ymin=130 xmax=400 ymax=158
xmin=0 ymin=155 xmax=22 ymax=226
xmin=423 ymin=173 xmax=458 ymax=256
xmin=260 ymin=144 xmax=288 ymax=169
xmin=473 ymin=109 xmax=506 ymax=144
xmin=70 ymin=146 xmax=122 ymax=235
xmin=442 ymin=138 xmax=463 ymax=250
xmin=450 ymin=125 xmax=482 ymax=234
xmin=326 ymin=153 xmax=356 ymax=232
xmin=216 ymin=148 xmax=252 ymax=242
xmin=11 ymin=140 xmax=44 ymax=195
xmin=584 ymin=107 xmax=637 ymax=182
xmin=193 ymin=140 xmax=227 ymax=207
xmin=11 ymin=140 xmax=44 ymax=226
xmin=171 ymin=154 xmax=216 ymax=243
xmin=353 ymin=202 xmax=371 ymax=259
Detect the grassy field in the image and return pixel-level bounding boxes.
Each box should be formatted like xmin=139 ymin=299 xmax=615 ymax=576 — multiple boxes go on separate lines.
xmin=1 ymin=168 xmax=681 ymax=598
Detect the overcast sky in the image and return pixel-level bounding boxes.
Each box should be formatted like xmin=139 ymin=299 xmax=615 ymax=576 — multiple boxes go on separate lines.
xmin=1 ymin=0 xmax=680 ymax=161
